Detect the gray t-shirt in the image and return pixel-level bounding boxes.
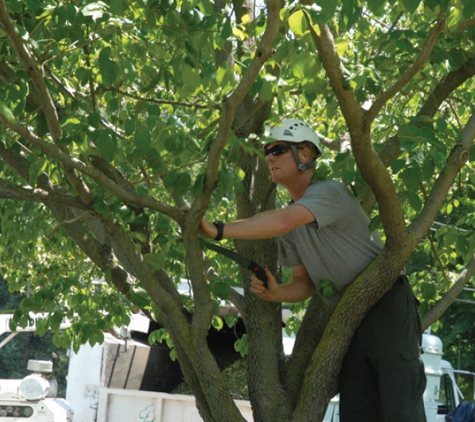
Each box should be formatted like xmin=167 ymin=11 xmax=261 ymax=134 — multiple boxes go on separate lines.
xmin=278 ymin=180 xmax=383 ymax=295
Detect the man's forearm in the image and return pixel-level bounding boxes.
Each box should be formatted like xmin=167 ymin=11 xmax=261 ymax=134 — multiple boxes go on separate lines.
xmin=219 ymin=205 xmax=314 ymax=240
xmin=271 ymin=278 xmax=316 ymax=303
xmin=222 ymin=212 xmax=285 ymax=239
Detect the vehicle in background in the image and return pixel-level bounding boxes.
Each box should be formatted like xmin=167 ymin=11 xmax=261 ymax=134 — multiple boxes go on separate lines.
xmin=1 ymin=310 xmax=474 ymax=421
xmin=0 ymin=359 xmax=73 ymax=422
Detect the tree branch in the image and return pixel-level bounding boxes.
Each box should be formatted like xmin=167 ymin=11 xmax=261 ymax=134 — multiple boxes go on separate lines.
xmin=195 ymin=0 xmax=281 ymax=211
xmin=367 ymin=17 xmax=446 ymax=123
xmin=357 ymin=59 xmax=475 ymax=214
xmin=0 ymin=115 xmax=183 ymax=222
xmin=284 ymin=295 xmax=334 ymax=408
xmin=0 ymin=0 xmax=62 ymax=140
xmin=102 ymin=87 xmax=210 ymax=109
xmin=184 ymin=0 xmax=281 ymax=341
xmin=410 ymin=112 xmax=474 ymax=239
xmin=421 ymin=253 xmax=475 ymax=329
xmin=306 ymin=19 xmax=364 ymax=128
xmin=0 ymin=178 xmax=91 ymax=210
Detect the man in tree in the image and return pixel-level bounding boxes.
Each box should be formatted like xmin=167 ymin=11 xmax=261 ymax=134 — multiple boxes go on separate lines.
xmin=200 ymin=118 xmax=427 ymax=421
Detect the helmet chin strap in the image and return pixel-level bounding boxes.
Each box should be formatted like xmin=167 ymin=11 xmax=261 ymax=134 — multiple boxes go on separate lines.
xmin=290 ymin=144 xmax=316 ymax=171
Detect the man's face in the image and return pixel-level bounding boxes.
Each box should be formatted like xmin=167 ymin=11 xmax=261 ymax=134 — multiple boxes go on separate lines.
xmin=264 ymin=141 xmax=298 ymax=184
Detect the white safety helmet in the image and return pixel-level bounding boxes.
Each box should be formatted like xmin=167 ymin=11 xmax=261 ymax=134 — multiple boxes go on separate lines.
xmin=269 ymin=119 xmax=322 ymax=171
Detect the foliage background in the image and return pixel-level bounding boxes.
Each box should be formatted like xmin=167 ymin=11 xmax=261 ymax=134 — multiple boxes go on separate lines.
xmin=0 ymin=0 xmax=474 ymax=420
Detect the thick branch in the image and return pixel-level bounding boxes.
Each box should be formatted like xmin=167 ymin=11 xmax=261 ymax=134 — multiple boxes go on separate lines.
xmin=293 ymin=250 xmax=407 ymax=421
xmin=0 ymin=0 xmax=61 ymax=140
xmin=307 ymin=19 xmax=407 ymax=241
xmin=307 ymin=20 xmax=364 ymax=128
xmin=284 ymin=295 xmax=334 ymax=407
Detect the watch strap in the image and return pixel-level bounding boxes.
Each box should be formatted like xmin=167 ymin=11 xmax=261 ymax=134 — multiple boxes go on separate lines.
xmin=213 ymin=221 xmax=224 ymax=241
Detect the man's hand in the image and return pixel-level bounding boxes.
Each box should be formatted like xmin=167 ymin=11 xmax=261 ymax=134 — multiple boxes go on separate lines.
xmin=199 ymin=218 xmax=218 ymax=239
xmin=251 ymin=265 xmax=316 ymax=303
xmin=250 ymin=268 xmax=279 ymax=301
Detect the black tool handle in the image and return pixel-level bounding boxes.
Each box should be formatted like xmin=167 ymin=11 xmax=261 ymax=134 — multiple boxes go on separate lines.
xmin=248 ymin=261 xmax=268 ymax=288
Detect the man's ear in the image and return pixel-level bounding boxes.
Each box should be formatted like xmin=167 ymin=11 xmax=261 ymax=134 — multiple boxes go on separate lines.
xmin=300 ymin=147 xmax=311 ymax=164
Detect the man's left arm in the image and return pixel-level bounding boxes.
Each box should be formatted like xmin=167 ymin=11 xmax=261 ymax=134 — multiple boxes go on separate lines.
xmin=199 ymin=205 xmax=315 ymax=240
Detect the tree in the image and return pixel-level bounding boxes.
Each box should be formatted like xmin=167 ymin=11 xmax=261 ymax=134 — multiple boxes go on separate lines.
xmin=0 ymin=0 xmax=474 ymax=421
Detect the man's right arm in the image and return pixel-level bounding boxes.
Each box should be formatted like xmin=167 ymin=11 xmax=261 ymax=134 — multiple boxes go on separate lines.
xmin=250 ymin=264 xmax=315 ymax=303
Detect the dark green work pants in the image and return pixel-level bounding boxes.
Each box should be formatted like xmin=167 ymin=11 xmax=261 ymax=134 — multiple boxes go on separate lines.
xmin=339 ymin=276 xmax=427 ymax=422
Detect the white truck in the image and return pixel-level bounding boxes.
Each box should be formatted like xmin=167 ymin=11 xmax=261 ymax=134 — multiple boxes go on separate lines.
xmin=0 ymin=360 xmax=74 ymax=422
xmin=65 ymin=327 xmax=472 ymax=422
xmin=1 ymin=312 xmax=473 ymax=422
xmin=0 ymin=313 xmax=74 ymax=422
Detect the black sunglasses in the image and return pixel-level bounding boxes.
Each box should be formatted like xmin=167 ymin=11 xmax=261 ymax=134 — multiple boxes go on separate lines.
xmin=264 ymin=143 xmax=292 ymax=156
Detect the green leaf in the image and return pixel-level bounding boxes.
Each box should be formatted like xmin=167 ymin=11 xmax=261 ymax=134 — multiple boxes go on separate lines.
xmin=291 ymin=53 xmax=311 ymax=78
xmin=406 ymin=191 xmax=422 ymax=212
xmin=401 ymin=0 xmax=422 ymax=13
xmin=124 ymin=118 xmax=135 ymax=136
xmin=211 ymin=281 xmax=231 ymax=299
xmin=401 ymin=167 xmax=421 ymax=191
xmin=319 ymin=279 xmax=341 ymax=298
xmin=225 ymin=313 xmax=239 ymax=328
xmin=259 ymin=79 xmax=273 ymax=101
xmin=93 ymin=196 xmax=111 ymax=219
xmin=446 ymin=4 xmax=464 ymax=31
xmin=51 ymin=312 xmax=65 ymax=332
xmin=366 ymin=0 xmax=386 ymax=14
xmin=6 ymin=0 xmax=23 ymax=13
xmin=88 ymin=111 xmax=103 ymax=129
xmin=461 ymin=0 xmax=475 ymax=16
xmin=456 ymin=235 xmax=469 ymax=256
xmin=340 ymin=0 xmax=362 ymax=30
xmin=420 ymin=282 xmax=436 ymax=300
xmin=0 ymin=101 xmax=16 ymax=123
xmin=96 ymin=131 xmax=117 ymax=162
xmin=421 ymin=156 xmax=435 ymax=181
xmin=182 ymin=64 xmax=201 ymax=93
xmin=143 ymin=253 xmax=166 ymax=270
xmin=98 ymin=48 xmax=119 ymax=86
xmin=35 ymin=317 xmax=48 ymax=336
xmin=289 ymin=10 xmax=308 ymax=36
xmin=109 ymin=0 xmax=126 ymax=14
xmin=135 ymin=124 xmax=151 ymax=153
xmin=75 ymin=67 xmax=93 ymax=86
xmin=212 ymin=316 xmax=224 ymax=330
xmin=391 ymin=159 xmax=407 ymax=175
xmin=130 ymin=286 xmax=151 ymax=308
xmin=234 ymin=334 xmax=248 ymax=357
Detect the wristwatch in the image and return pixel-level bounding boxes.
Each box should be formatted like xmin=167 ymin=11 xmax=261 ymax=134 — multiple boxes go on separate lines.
xmin=213 ymin=221 xmax=224 ymax=241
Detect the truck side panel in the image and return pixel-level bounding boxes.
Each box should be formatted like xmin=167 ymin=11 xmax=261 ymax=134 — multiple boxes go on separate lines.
xmin=96 ymin=389 xmax=253 ymax=422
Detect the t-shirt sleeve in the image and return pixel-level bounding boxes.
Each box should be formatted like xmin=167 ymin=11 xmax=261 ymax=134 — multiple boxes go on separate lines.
xmin=293 ymin=182 xmax=352 ymax=229
xmin=278 ymin=232 xmax=302 ymax=267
